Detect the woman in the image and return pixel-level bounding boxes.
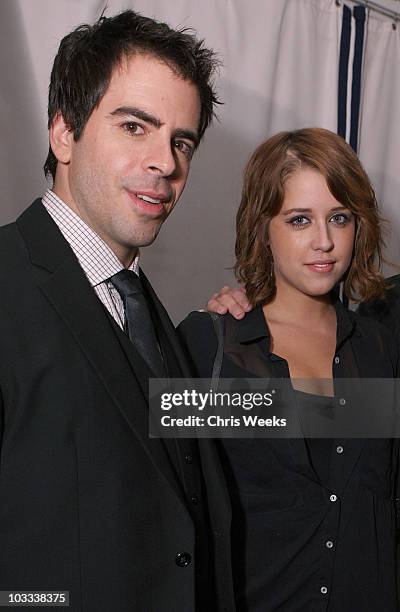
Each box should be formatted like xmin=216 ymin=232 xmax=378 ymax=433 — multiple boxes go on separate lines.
xmin=179 ymin=128 xmax=399 ymax=611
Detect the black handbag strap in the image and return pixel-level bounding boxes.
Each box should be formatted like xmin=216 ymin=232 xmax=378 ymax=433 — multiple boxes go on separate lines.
xmin=208 ymin=313 xmax=225 ymax=390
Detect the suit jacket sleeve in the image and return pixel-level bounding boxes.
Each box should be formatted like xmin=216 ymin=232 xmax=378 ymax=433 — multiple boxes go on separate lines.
xmin=177 ymin=311 xmax=218 ymax=378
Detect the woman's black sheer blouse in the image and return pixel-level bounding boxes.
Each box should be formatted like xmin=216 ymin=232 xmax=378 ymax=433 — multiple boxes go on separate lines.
xmin=178 ymin=301 xmax=400 ymax=612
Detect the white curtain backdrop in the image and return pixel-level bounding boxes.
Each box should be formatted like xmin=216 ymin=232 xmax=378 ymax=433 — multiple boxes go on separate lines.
xmin=0 ymin=0 xmax=359 ymax=321
xmin=358 ymin=9 xmax=400 ymax=275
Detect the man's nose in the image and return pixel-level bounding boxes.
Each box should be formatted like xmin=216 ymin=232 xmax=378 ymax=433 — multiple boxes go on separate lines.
xmin=311 ymin=222 xmax=334 ymax=252
xmin=143 ymin=137 xmax=177 ymax=177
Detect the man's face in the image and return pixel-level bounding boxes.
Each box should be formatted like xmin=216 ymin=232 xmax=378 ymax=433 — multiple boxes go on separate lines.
xmin=53 ymin=53 xmax=201 ymax=265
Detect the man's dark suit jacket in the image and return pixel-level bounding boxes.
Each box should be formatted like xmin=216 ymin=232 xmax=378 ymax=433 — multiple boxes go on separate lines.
xmin=358 ymin=274 xmax=400 ymax=339
xmin=0 ymin=200 xmax=234 ymax=612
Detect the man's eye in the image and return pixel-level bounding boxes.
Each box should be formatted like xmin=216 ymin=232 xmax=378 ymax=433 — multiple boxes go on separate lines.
xmin=174 ymin=140 xmax=193 ymax=158
xmin=122 ymin=122 xmax=145 ymax=135
xmin=330 ymin=213 xmax=350 ymax=225
xmin=288 ymin=216 xmax=310 ymax=227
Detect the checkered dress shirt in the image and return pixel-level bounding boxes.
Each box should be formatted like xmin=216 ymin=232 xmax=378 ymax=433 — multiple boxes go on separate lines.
xmin=42 ymin=189 xmax=139 ymax=330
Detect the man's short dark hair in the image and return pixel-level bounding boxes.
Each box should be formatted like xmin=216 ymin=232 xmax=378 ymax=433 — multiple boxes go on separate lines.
xmin=44 ymin=9 xmax=221 ymax=180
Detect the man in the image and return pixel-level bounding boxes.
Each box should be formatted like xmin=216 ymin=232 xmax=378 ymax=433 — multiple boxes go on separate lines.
xmin=0 ymin=11 xmax=234 ymax=612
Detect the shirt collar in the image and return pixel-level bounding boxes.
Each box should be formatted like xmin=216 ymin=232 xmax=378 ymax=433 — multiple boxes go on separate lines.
xmin=235 ymin=305 xmax=271 ymax=344
xmin=334 ymin=297 xmax=357 ymax=348
xmin=42 ymin=189 xmax=139 ymax=287
xmin=235 ymin=298 xmax=356 ymax=349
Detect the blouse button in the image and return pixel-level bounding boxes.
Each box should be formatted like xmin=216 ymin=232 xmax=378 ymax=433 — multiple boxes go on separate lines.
xmin=320 ymin=586 xmax=328 ymax=595
xmin=326 ymin=540 xmax=334 ymax=549
xmin=334 ymin=356 xmax=340 ymax=364
xmin=330 ymin=494 xmax=338 ymax=502
xmin=336 ymin=445 xmax=344 ymax=454
xmin=175 ymin=552 xmax=191 ymax=567
xmin=339 ymin=398 xmax=346 ymax=406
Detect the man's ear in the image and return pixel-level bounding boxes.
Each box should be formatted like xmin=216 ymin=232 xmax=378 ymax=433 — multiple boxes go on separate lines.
xmin=49 ymin=112 xmax=73 ymax=164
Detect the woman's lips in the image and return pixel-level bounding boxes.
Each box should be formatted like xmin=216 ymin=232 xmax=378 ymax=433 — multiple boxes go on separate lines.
xmin=305 ymin=261 xmax=335 ymax=273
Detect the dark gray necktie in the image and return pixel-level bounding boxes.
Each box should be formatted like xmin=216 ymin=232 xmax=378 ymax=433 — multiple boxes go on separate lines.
xmin=110 ymin=269 xmax=165 ymax=378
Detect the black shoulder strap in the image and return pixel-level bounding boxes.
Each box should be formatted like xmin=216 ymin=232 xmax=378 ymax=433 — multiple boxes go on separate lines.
xmin=208 ymin=313 xmax=225 ymax=390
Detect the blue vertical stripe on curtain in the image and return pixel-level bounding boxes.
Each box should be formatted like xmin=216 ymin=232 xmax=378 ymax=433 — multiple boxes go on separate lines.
xmin=350 ymin=5 xmax=366 ymax=152
xmin=338 ymin=4 xmax=352 ymax=138
xmin=337 ymin=4 xmax=367 ymax=308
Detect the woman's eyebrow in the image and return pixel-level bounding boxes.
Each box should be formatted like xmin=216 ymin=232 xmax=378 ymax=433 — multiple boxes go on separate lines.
xmin=282 ymin=206 xmax=349 ymax=215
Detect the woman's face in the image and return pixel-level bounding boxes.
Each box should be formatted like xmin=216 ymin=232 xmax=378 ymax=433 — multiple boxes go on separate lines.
xmin=268 ymin=168 xmax=355 ymax=299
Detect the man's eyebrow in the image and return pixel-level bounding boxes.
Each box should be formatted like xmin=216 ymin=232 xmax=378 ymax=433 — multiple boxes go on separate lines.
xmin=282 ymin=206 xmax=349 ymax=215
xmin=109 ymin=106 xmax=162 ymax=128
xmin=110 ymin=106 xmax=200 ymax=146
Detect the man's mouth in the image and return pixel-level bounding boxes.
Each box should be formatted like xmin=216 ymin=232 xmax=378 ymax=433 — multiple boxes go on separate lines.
xmin=136 ymin=194 xmax=163 ymax=204
xmin=125 ymin=190 xmax=170 ymax=216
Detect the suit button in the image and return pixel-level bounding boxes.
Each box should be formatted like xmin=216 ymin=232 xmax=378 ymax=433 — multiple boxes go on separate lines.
xmin=175 ymin=552 xmax=191 ymax=567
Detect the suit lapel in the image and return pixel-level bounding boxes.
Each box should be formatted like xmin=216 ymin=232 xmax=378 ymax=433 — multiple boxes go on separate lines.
xmin=107 ymin=311 xmax=188 ymax=496
xmin=140 ymin=270 xmax=193 ymax=377
xmin=139 ymin=270 xmax=199 ymax=490
xmin=16 ymin=200 xmax=188 ymax=507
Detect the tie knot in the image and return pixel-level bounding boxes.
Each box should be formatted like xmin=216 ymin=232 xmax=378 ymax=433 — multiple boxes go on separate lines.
xmin=110 ymin=269 xmax=143 ymax=298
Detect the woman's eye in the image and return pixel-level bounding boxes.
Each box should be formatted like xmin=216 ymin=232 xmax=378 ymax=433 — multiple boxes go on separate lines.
xmin=288 ymin=216 xmax=310 ymax=227
xmin=122 ymin=122 xmax=145 ymax=135
xmin=330 ymin=213 xmax=349 ymax=225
